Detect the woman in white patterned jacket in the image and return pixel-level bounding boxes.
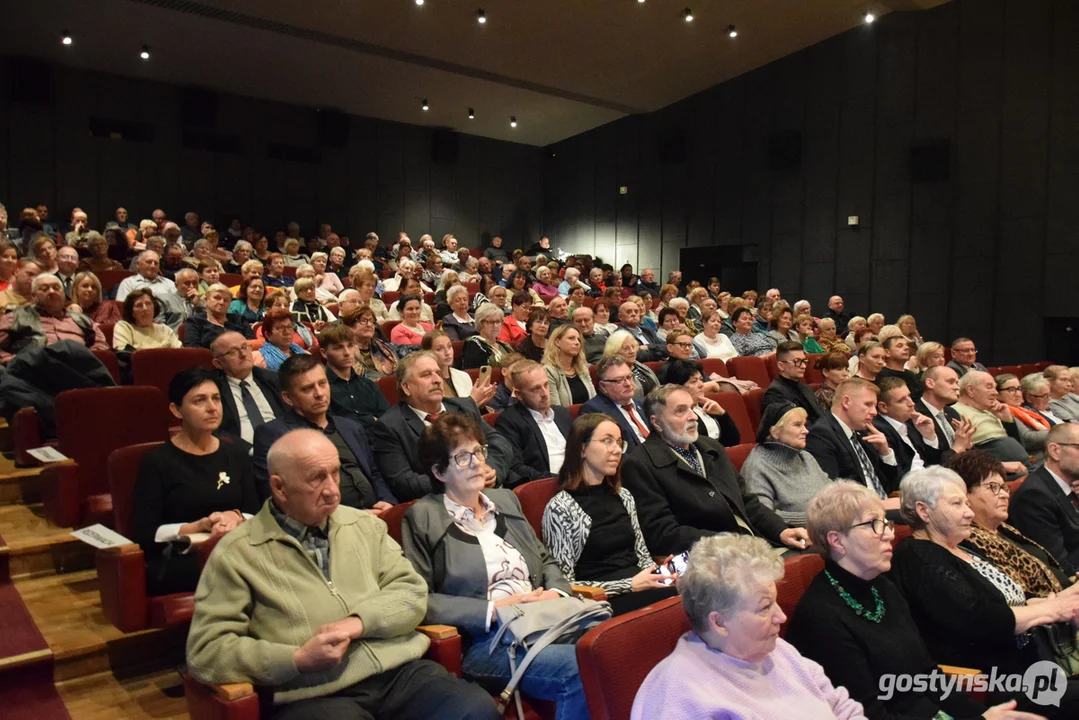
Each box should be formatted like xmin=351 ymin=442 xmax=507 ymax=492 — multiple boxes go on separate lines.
xmin=541 ymin=413 xmax=679 ymax=615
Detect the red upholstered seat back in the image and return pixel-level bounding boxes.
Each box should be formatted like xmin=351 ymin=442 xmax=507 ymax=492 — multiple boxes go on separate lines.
xmin=725 ymin=443 xmax=756 ymax=472
xmin=92 ymin=349 xmax=121 ymax=385
xmin=56 ymin=387 xmax=171 ymax=498
xmin=777 ymin=553 xmax=824 ymax=637
xmin=577 ymin=596 xmax=690 ymax=720
xmin=377 ymin=375 xmax=400 ymax=405
xmin=744 ymin=387 xmax=765 ymax=428
xmin=891 ymin=524 xmax=913 ymax=549
xmin=513 ymin=477 xmax=560 ymax=538
xmin=706 ymin=392 xmax=755 ymax=445
xmin=568 ymin=403 xmax=583 ymax=420
xmin=381 ymin=500 xmax=417 ymax=544
xmin=803 ymin=354 xmax=824 ymax=385
xmin=96 ymin=270 xmax=133 ymax=295
xmin=698 ymin=357 xmax=729 ymax=378
xmin=483 ymin=411 xmax=501 ymax=428
xmin=726 ymin=356 xmax=771 ymax=389
xmin=109 ymin=441 xmax=165 ymax=538
xmin=131 ymin=348 xmax=215 ymax=399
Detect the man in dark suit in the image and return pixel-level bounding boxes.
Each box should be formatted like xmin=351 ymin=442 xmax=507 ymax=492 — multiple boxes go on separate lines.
xmin=876 ymin=336 xmax=923 ymax=400
xmin=872 ymin=377 xmax=942 ymax=475
xmin=915 ymin=365 xmax=974 ymax=457
xmin=805 ymin=378 xmax=899 ymax=501
xmin=617 ymin=300 xmax=667 ymax=361
xmin=761 ymin=341 xmax=823 ymax=425
xmin=1009 ymin=423 xmax=1079 ymax=576
xmin=945 ymin=337 xmax=987 ymax=379
xmin=369 ymin=351 xmax=517 ymax=501
xmin=494 ymin=361 xmax=572 ymax=484
xmin=621 ymin=385 xmax=808 ymax=556
xmin=210 ymin=331 xmax=285 ymax=444
xmin=252 ymin=355 xmax=394 ymax=510
xmin=580 ymin=356 xmax=651 ymax=454
xmin=822 ymin=295 xmax=852 ymax=337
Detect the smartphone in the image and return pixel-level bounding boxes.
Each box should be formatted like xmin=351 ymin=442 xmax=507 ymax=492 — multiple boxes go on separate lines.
xmin=477 ymin=365 xmax=492 ymax=386
xmin=652 ymin=551 xmax=689 ymax=584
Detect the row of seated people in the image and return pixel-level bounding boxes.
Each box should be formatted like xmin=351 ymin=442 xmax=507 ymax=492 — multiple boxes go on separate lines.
xmin=150 ymin=352 xmax=1079 ymax=719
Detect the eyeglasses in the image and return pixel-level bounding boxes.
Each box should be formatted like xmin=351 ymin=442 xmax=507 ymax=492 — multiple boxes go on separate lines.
xmin=850 ymin=518 xmax=895 ymax=537
xmin=481 ymin=318 xmax=502 ymax=326
xmin=354 ymin=317 xmax=375 ymax=326
xmin=450 ymin=445 xmax=489 ymax=468
xmin=214 ymin=345 xmax=251 ymax=361
xmin=999 ymin=386 xmax=1022 ymax=393
xmin=980 ymin=481 xmax=1010 ymax=496
xmin=593 ymin=436 xmax=628 ymax=453
xmin=1056 ymin=443 xmax=1079 ymax=450
xmin=274 ymin=324 xmax=295 ymax=333
xmin=600 ymin=375 xmax=634 ymax=386
xmin=669 ymin=341 xmax=693 ymax=349
xmin=1028 ymin=393 xmax=1050 ymax=400
xmin=780 ymin=358 xmax=808 ymax=367
xmin=954 ymin=347 xmax=978 ymax=354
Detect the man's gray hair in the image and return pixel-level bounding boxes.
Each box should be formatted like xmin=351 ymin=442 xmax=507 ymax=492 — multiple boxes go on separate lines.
xmin=356 ymin=259 xmax=375 ymax=273
xmin=643 ymin=384 xmax=690 ymax=429
xmin=233 ymin=240 xmax=252 ymax=253
xmin=957 ymin=370 xmax=987 ymax=394
xmin=137 ymin=249 xmax=159 ymax=263
xmin=174 ymin=267 xmax=198 ymax=283
xmin=564 ymin=267 xmax=580 ymax=282
xmin=193 ymin=239 xmax=209 ymax=250
xmin=899 ymin=466 xmax=966 ymax=529
xmin=793 ymin=300 xmax=810 ymax=314
xmin=31 ymin=273 xmax=62 ymax=293
xmin=680 ymin=534 xmax=784 ymax=636
xmin=669 ymin=297 xmax=689 ymax=310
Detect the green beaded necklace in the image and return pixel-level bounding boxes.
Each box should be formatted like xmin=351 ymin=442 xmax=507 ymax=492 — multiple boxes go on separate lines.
xmin=824 ymin=570 xmax=885 ymax=623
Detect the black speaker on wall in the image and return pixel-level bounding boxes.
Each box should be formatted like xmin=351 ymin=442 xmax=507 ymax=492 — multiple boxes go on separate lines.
xmin=768 ymin=131 xmax=802 ymax=171
xmin=910 ymin=140 xmax=951 ymax=183
xmin=432 ymin=129 xmax=459 ymax=163
xmin=10 ymin=57 xmax=51 ymax=107
xmin=319 ymin=109 xmax=350 ymax=148
xmin=179 ymin=87 xmax=219 ymax=129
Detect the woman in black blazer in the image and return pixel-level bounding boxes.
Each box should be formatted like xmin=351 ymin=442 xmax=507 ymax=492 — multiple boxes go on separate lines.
xmin=460 ymin=302 xmax=514 ymax=369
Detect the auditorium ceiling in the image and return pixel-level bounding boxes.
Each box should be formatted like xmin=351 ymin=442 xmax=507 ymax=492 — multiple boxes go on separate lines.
xmin=2 ymin=0 xmax=949 ymax=146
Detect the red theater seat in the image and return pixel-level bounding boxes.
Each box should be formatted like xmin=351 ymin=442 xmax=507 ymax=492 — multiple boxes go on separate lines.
xmin=776 ymin=553 xmax=824 ymax=637
xmin=376 ymin=375 xmax=400 ymax=405
xmin=698 ymin=357 xmax=729 ymax=378
xmin=132 ymin=348 xmax=215 ymax=400
xmin=725 ymin=443 xmax=756 ymax=472
xmin=705 ymin=392 xmax=754 ymax=445
xmin=744 ymin=387 xmax=765 ymax=428
xmin=726 ymin=356 xmax=771 ymax=389
xmin=513 ymin=477 xmax=560 ymax=538
xmin=483 ymin=411 xmax=501 ymax=427
xmin=40 ymin=387 xmax=172 ymax=528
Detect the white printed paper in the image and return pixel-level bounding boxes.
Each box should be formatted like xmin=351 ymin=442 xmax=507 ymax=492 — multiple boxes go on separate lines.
xmin=71 ymin=524 xmax=134 ymax=549
xmin=26 ymin=446 xmax=69 ymax=463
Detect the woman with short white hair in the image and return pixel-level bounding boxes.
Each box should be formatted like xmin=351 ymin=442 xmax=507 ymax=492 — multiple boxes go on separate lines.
xmin=632 ymin=534 xmax=867 ymax=720
xmin=786 ymin=481 xmax=1019 ymax=720
xmin=1021 ymin=372 xmax=1064 ymax=427
xmin=604 ymin=329 xmax=660 ymax=399
xmin=890 ymin=467 xmax=1079 ymax=714
xmin=441 ymin=284 xmax=477 ymax=341
xmin=309 ymin=251 xmax=344 ymax=297
xmin=461 ymin=302 xmax=513 ymax=369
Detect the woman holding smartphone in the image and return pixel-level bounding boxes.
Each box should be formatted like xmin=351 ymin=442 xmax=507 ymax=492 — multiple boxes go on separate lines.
xmin=542 ymin=414 xmax=677 ymax=616
xmin=421 ymin=330 xmax=497 ymax=409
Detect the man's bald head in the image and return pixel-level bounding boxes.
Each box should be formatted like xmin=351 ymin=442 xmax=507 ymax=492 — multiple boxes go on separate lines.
xmin=268 ymin=429 xmax=342 ymax=525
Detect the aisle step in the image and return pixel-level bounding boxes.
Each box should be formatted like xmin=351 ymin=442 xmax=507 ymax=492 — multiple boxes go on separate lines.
xmin=0 ymin=504 xmax=92 ymax=579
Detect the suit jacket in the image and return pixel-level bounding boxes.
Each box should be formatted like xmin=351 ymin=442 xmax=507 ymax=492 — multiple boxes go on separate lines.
xmin=495 ymin=402 xmax=573 ymax=484
xmin=805 ymin=413 xmax=899 ymax=494
xmin=214 ymin=367 xmax=285 ymax=441
xmin=581 ymin=393 xmax=649 ymax=454
xmin=623 ymin=323 xmax=667 ymax=362
xmin=871 ymin=416 xmax=942 ymax=476
xmin=822 ymin=309 xmax=852 ymax=337
xmin=1009 ymin=466 xmax=1079 ymax=577
xmin=620 ymin=433 xmax=788 ymax=555
xmin=582 ymin=331 xmax=608 ymax=365
xmin=252 ymin=410 xmax=393 ymax=507
xmin=369 ymin=397 xmax=517 ymax=502
xmin=440 ymin=313 xmax=478 ymax=342
xmin=914 ymin=398 xmax=962 ymax=455
xmin=945 ymin=360 xmax=987 ymax=379
xmin=762 ymin=377 xmax=823 ymax=426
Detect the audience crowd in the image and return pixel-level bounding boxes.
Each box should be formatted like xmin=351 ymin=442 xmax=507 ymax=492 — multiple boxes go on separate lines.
xmin=6 ymin=201 xmax=1079 ymax=719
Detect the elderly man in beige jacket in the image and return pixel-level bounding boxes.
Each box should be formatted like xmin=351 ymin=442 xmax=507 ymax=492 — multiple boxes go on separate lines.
xmin=186 ymin=428 xmax=498 ymax=720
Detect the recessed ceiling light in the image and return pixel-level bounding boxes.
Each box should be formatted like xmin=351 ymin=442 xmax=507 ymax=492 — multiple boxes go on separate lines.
xmin=422 ymin=98 xmax=429 ymax=111
xmin=415 ymin=0 xmax=424 ymax=5
xmin=684 ymin=8 xmax=694 ymax=22
xmin=637 ymin=0 xmax=646 ymax=3
xmin=510 ymin=116 xmax=517 ymax=128
xmin=728 ymin=25 xmax=737 ymax=38
xmin=468 ymin=108 xmax=475 ymax=119
xmin=61 ymin=30 xmax=73 ymax=46
xmin=140 ymin=45 xmax=151 ymax=60
xmin=476 ymin=9 xmax=486 ymax=24
xmin=864 ymin=11 xmax=875 ymax=23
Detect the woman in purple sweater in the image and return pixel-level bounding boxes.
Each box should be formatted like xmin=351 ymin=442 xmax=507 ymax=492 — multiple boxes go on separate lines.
xmin=631 ymin=534 xmax=867 ymax=720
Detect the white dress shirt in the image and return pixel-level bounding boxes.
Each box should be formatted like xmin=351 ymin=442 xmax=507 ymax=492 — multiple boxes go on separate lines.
xmin=617 ymin=402 xmax=648 ymax=444
xmin=880 ymin=414 xmax=937 ymax=472
xmin=227 ymin=373 xmax=276 ymax=443
xmin=527 ymin=407 xmax=567 ymax=475
xmin=833 ymin=413 xmax=897 ymax=465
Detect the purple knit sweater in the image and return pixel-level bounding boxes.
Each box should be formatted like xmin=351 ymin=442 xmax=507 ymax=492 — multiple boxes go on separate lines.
xmin=631 ymin=633 xmax=867 ymax=720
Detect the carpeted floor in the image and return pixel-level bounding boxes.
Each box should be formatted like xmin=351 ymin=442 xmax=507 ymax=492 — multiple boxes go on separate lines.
xmin=0 ymin=531 xmax=70 ymax=720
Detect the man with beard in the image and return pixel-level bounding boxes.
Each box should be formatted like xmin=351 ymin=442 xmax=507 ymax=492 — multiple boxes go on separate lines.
xmin=620 ymin=384 xmax=809 ymax=556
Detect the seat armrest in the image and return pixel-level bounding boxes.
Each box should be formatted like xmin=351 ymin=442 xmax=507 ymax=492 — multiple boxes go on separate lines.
xmin=572 ymin=584 xmax=608 ymax=602
xmin=417 ymin=624 xmax=459 ymax=641
xmin=96 ymin=544 xmax=148 ymax=633
xmin=40 ymin=461 xmax=81 ymax=528
xmin=13 ymin=407 xmax=43 ymax=467
xmin=938 ymin=665 xmax=986 ymax=703
xmin=213 ymin=683 xmax=256 ymax=701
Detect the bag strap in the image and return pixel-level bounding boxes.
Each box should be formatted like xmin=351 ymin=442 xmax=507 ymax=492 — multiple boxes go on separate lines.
xmin=495 ymin=604 xmax=611 ymax=711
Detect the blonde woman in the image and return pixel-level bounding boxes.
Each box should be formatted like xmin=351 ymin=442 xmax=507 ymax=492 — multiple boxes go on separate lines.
xmin=915 ymin=341 xmax=946 ymax=375
xmin=542 ymin=324 xmax=596 ymax=406
xmin=896 ymin=314 xmax=923 ymax=349
xmin=281 ymin=238 xmax=307 ymax=267
xmin=844 ymin=316 xmax=867 ymax=348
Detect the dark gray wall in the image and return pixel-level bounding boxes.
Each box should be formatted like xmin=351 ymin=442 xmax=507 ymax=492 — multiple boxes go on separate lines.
xmin=0 ymin=57 xmax=544 ymax=250
xmin=544 ymin=0 xmax=1079 ymax=364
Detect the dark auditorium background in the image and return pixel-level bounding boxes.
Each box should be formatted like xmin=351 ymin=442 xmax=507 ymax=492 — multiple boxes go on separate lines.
xmin=0 ymin=0 xmax=1076 ymax=364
